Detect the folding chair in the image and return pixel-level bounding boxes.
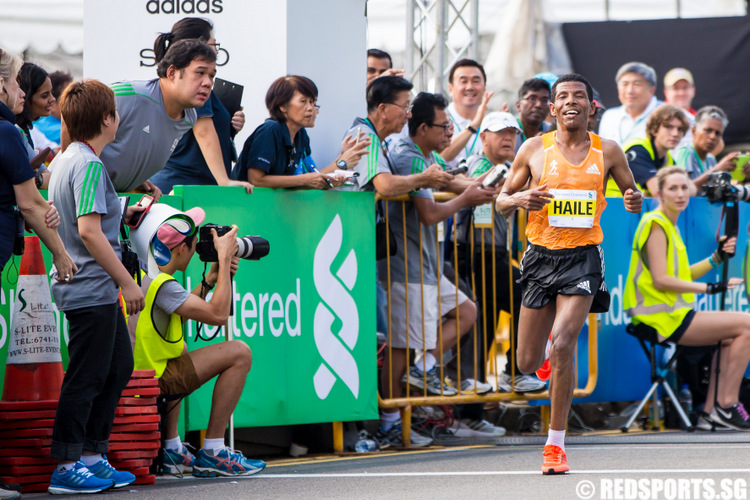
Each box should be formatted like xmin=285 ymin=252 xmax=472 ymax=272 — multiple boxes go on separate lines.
xmin=620 ymin=322 xmax=694 ymax=432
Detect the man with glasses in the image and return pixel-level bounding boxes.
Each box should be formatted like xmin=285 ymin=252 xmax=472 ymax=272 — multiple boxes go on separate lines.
xmin=375 ymin=92 xmax=497 ymax=448
xmin=514 ymin=78 xmax=553 ymax=153
xmin=344 ymin=76 xmax=451 ymax=195
xmin=598 ymin=61 xmax=661 ymax=147
xmin=441 ymin=58 xmax=493 ymax=167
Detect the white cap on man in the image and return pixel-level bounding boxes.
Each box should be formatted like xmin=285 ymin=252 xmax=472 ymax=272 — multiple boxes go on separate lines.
xmin=480 ymin=111 xmax=523 ymax=133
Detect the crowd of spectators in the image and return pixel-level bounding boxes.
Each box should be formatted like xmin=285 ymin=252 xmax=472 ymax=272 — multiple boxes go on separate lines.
xmin=3 ymin=14 xmax=750 ymax=496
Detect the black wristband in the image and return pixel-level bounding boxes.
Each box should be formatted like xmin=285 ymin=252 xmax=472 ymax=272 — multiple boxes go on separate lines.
xmin=706 ymin=282 xmax=727 ymax=295
xmin=201 ymin=278 xmax=215 ymax=292
xmin=467 ymin=125 xmax=478 ymax=134
xmin=35 ymin=171 xmax=43 ymax=189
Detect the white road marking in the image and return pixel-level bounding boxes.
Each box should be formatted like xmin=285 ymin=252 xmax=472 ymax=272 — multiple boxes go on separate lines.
xmin=255 ymin=469 xmax=750 ymax=479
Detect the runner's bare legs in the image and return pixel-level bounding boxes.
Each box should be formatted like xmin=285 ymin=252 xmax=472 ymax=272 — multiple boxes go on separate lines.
xmin=516 ymin=294 xmax=593 ymax=430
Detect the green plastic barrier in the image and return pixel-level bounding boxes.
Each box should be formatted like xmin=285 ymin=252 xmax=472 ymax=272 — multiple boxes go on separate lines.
xmin=0 ymin=187 xmax=377 ymax=429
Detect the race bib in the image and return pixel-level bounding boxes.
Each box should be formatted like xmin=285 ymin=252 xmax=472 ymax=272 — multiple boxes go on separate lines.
xmin=473 ymin=203 xmax=493 ymax=228
xmin=548 ymin=189 xmax=596 ymax=228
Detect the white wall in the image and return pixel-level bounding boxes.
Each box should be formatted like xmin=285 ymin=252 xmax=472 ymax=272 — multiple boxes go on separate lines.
xmin=83 ymin=0 xmax=366 ymax=166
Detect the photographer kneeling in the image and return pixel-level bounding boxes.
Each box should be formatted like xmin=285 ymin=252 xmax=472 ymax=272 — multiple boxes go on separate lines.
xmin=131 ymin=207 xmax=266 ymax=477
xmin=624 ymin=166 xmax=750 ymax=431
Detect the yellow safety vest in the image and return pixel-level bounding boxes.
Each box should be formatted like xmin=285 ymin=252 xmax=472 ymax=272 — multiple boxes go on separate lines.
xmin=133 ymin=272 xmax=185 ymax=377
xmin=623 ymin=210 xmax=694 ymax=339
xmin=606 ymin=137 xmax=675 ymax=197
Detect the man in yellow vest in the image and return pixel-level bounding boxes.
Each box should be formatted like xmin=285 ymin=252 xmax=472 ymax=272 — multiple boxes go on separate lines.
xmin=132 ymin=206 xmax=266 ymax=477
xmin=605 ymin=104 xmax=689 ymax=197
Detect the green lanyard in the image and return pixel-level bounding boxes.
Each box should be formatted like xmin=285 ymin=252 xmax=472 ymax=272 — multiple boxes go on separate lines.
xmin=449 ymin=110 xmax=479 ymax=158
xmin=690 ymin=144 xmax=707 ymax=174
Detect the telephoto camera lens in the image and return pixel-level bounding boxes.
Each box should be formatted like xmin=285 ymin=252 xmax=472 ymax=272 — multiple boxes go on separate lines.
xmin=235 ymin=236 xmax=270 ymax=260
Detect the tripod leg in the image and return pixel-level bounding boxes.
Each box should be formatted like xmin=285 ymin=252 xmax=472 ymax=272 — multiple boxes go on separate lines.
xmin=621 ymin=383 xmax=659 ymax=432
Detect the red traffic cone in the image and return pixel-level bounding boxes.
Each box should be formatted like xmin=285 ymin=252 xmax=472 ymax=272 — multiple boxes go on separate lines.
xmin=1 ymin=236 xmax=64 ymax=401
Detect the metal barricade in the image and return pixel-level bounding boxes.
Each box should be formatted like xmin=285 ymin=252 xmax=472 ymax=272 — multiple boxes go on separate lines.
xmin=375 ymin=192 xmax=598 ymax=447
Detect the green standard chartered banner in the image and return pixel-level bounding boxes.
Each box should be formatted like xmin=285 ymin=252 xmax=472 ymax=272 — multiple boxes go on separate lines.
xmin=0 ymin=188 xmax=377 ymax=429
xmin=174 ymin=186 xmax=377 ymax=429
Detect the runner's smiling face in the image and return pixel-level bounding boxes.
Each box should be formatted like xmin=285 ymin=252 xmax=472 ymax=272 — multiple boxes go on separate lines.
xmin=550 ymin=81 xmax=591 ymax=131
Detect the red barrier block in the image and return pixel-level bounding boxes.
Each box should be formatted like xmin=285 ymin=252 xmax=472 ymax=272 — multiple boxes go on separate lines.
xmin=118 ymin=397 xmax=157 ymax=407
xmin=106 ymin=458 xmax=153 ymax=469
xmin=0 ymin=447 xmax=50 ymax=457
xmin=0 ymin=474 xmax=52 ymax=485
xmin=0 ymin=438 xmax=51 ymax=448
xmin=109 ymin=432 xmax=160 ymax=442
xmin=0 ymin=410 xmax=56 ymax=420
xmin=0 ymin=457 xmax=56 ymax=466
xmin=0 ymin=400 xmax=57 ymax=411
xmin=108 ymin=449 xmax=158 ymax=460
xmin=108 ymin=441 xmax=159 ymax=451
xmin=132 ymin=474 xmax=156 ymax=485
xmin=110 ymin=423 xmax=159 ymax=433
xmin=0 ymin=463 xmax=56 ymax=475
xmin=125 ymin=378 xmax=159 ymax=389
xmin=0 ymin=419 xmax=54 ymax=431
xmin=0 ymin=428 xmax=53 ymax=439
xmin=113 ymin=414 xmax=160 ymax=425
xmin=120 ymin=387 xmax=161 ymax=398
xmin=131 ymin=370 xmax=156 ymax=379
xmin=114 ymin=406 xmax=157 ymax=416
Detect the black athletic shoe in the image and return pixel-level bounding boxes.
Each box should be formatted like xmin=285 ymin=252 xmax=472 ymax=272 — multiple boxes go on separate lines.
xmin=709 ymin=403 xmax=750 ymax=431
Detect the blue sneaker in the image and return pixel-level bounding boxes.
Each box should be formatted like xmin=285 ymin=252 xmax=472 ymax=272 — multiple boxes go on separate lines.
xmin=192 ymin=448 xmax=266 ymax=477
xmin=86 ymin=455 xmax=136 ymax=488
xmin=48 ymin=461 xmax=114 ymax=495
xmin=162 ymin=444 xmax=195 ymax=474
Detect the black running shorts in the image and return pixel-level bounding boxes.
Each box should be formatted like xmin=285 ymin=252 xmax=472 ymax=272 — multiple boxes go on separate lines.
xmin=519 ymin=244 xmax=610 ymax=313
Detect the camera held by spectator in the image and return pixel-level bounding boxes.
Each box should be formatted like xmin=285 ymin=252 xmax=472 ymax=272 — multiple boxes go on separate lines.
xmin=196 ymin=223 xmax=269 ymax=262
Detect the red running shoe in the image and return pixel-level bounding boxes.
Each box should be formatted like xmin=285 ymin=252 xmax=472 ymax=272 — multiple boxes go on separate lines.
xmin=541 ymin=445 xmax=569 ymax=475
xmin=536 ymin=335 xmax=552 ymax=382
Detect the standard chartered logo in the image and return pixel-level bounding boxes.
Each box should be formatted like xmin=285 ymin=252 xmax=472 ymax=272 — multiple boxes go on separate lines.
xmin=312 ymin=215 xmax=359 ymax=400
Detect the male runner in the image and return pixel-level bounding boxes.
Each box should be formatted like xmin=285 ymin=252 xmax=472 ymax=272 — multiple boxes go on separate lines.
xmin=496 ymin=73 xmax=642 ymax=474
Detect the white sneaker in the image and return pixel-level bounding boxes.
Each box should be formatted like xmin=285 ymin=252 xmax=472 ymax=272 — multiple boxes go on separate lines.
xmin=460 ymin=378 xmax=493 ymax=395
xmin=455 ymin=418 xmax=506 ymax=437
xmin=497 ymin=372 xmax=546 ymax=393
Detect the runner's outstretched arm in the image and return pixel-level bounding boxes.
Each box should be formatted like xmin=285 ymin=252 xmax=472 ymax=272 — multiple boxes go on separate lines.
xmin=495 ymin=137 xmax=553 ymax=216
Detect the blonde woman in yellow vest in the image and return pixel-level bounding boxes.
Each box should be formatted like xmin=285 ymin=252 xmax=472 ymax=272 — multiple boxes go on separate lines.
xmin=132 ymin=207 xmax=266 ymax=477
xmin=497 ymin=74 xmax=643 ymax=475
xmin=624 ymin=166 xmax=750 ymax=431
xmin=605 ymin=104 xmax=689 ymax=197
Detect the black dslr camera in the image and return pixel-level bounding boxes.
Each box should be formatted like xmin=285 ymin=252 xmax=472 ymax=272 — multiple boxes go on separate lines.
xmin=195 ymin=223 xmax=270 ymax=262
xmin=702 ymin=171 xmax=750 ymax=204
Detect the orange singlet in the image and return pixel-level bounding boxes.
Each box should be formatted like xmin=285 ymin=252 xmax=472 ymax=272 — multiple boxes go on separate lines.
xmin=525 ymin=131 xmax=607 ymax=250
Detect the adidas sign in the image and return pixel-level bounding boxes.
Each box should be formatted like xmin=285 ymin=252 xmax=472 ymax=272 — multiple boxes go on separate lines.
xmin=142 ymin=125 xmax=150 ymax=134
xmin=586 ymin=164 xmax=600 ymax=175
xmin=576 ymin=280 xmax=591 ymax=293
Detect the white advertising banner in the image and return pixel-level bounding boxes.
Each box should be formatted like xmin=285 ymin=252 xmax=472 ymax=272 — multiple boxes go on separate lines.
xmin=6 ymin=275 xmax=62 ymax=365
xmin=83 ymin=0 xmax=366 ymax=167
